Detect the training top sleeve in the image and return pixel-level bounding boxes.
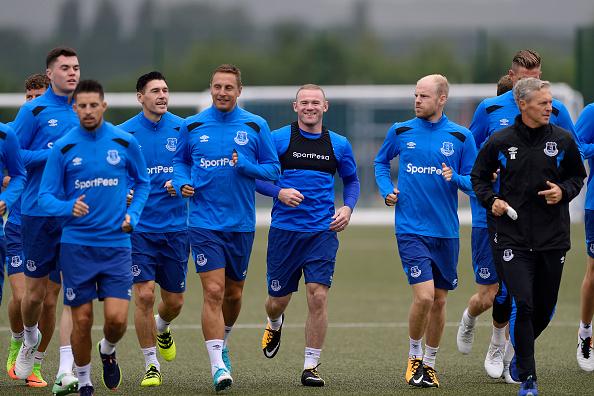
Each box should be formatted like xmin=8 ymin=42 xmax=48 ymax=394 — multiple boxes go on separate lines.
xmin=449 ymin=132 xmax=477 ymax=194
xmin=577 ymin=104 xmax=594 ymax=159
xmin=374 ymin=124 xmax=399 ymax=199
xmin=125 ymin=135 xmax=150 ymax=228
xmin=0 ymin=129 xmax=26 ymax=209
xmin=469 ymin=101 xmax=490 ymax=149
xmin=234 ymin=120 xmax=280 ymax=181
xmin=336 ymin=137 xmax=360 ymax=210
xmin=471 ymin=136 xmax=501 ymax=209
xmin=38 ymin=144 xmax=76 ymax=216
xmin=12 ymin=105 xmax=51 ymax=168
xmin=172 ymin=121 xmax=193 ymax=196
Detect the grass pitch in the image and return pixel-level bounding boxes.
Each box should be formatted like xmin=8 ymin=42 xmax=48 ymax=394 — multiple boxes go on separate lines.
xmin=0 ymin=224 xmax=591 ymax=395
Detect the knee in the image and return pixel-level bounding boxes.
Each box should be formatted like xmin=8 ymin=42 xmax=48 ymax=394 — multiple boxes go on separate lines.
xmin=73 ymin=313 xmax=93 ymax=333
xmin=224 ymin=284 xmax=243 ymax=306
xmin=135 ymin=286 xmax=156 ymax=310
xmin=203 ymin=283 xmax=225 ymax=306
xmin=307 ymin=290 xmax=328 ymax=312
xmin=432 ymin=295 xmax=447 ymax=312
xmin=105 ymin=314 xmax=127 ymax=334
xmin=163 ymin=294 xmax=184 ymax=314
xmin=414 ymin=293 xmax=434 ymax=310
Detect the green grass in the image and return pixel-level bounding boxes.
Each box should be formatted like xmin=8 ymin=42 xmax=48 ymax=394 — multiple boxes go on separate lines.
xmin=0 ymin=225 xmax=591 ymax=395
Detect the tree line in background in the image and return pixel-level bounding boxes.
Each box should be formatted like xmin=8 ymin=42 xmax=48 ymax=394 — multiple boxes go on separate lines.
xmin=0 ymin=0 xmax=579 ymax=93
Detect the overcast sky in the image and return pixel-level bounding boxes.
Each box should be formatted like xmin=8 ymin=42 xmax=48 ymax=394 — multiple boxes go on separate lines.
xmin=2 ymin=0 xmax=594 ymax=39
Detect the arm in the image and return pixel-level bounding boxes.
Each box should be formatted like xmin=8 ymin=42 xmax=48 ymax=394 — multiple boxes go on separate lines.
xmin=0 ymin=131 xmax=26 ymax=210
xmin=234 ymin=122 xmax=280 ymax=181
xmin=255 ymin=179 xmax=281 ymax=198
xmin=38 ymin=145 xmax=77 ymax=216
xmin=576 ymin=105 xmax=594 ymax=159
xmin=556 ymin=137 xmax=587 ymax=203
xmin=555 ymin=103 xmax=586 ymax=158
xmin=337 ymin=138 xmax=360 ymax=210
xmin=470 ymin=137 xmax=501 ymax=209
xmin=374 ymin=126 xmax=399 ymax=199
xmin=12 ymin=106 xmax=50 ymax=168
xmin=172 ymin=123 xmax=193 ymax=196
xmin=469 ymin=101 xmax=489 ymax=149
xmin=125 ymin=137 xmax=150 ymax=229
xmin=444 ymin=133 xmax=477 ymax=194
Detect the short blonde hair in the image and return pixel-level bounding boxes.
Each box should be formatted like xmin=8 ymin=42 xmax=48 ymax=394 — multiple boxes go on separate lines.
xmin=296 ymin=84 xmax=326 ymax=100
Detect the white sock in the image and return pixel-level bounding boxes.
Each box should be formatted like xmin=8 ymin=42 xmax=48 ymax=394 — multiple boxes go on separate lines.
xmin=423 ymin=345 xmax=439 ymax=369
xmin=11 ymin=330 xmax=24 ymax=342
xmin=33 ymin=350 xmax=46 ymax=365
xmin=205 ymin=339 xmax=225 ymax=376
xmin=463 ymin=308 xmax=476 ymax=326
xmin=223 ymin=326 xmax=233 ymax=348
xmin=304 ymin=347 xmax=321 ymax=370
xmin=99 ymin=338 xmax=116 ymax=355
xmin=409 ymin=337 xmax=423 ymax=359
xmin=155 ymin=314 xmax=170 ymax=334
xmin=24 ymin=324 xmax=39 ymax=347
xmin=491 ymin=325 xmax=506 ymax=346
xmin=268 ymin=315 xmax=283 ymax=331
xmin=58 ymin=345 xmax=75 ymax=376
xmin=579 ymin=321 xmax=593 ymax=340
xmin=75 ymin=363 xmax=92 ymax=387
xmin=503 ymin=340 xmax=515 ymax=365
xmin=142 ymin=347 xmax=160 ymax=370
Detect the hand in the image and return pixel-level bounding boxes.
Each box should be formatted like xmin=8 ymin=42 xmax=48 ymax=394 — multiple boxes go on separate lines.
xmin=2 ymin=176 xmax=10 ymax=189
xmin=121 ymin=214 xmax=132 ymax=233
xmin=385 ymin=187 xmax=399 ymax=206
xmin=126 ymin=189 xmax=134 ymax=207
xmin=491 ymin=198 xmax=509 ymax=217
xmin=441 ymin=162 xmax=453 ymax=182
xmin=0 ymin=200 xmax=6 ymax=216
xmin=231 ymin=149 xmax=238 ymax=166
xmin=491 ymin=169 xmax=499 ymax=183
xmin=72 ymin=195 xmax=89 ymax=217
xmin=181 ymin=184 xmax=195 ymax=197
xmin=329 ymin=206 xmax=352 ymax=232
xmin=278 ymin=188 xmax=304 ymax=207
xmin=538 ymin=181 xmax=562 ymax=204
xmin=164 ymin=180 xmax=177 ymax=197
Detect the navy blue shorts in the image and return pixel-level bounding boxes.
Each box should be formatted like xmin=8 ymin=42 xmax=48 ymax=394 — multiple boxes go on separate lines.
xmin=0 ymin=236 xmax=5 ymax=305
xmin=471 ymin=227 xmax=498 ymax=285
xmin=586 ymin=210 xmax=594 ymax=258
xmin=131 ymin=230 xmax=189 ymax=293
xmin=266 ymin=227 xmax=338 ymax=297
xmin=5 ymin=221 xmax=24 ymax=277
xmin=60 ymin=243 xmax=133 ymax=306
xmin=189 ymin=227 xmax=254 ymax=282
xmin=396 ymin=233 xmax=459 ymax=290
xmin=21 ymin=215 xmax=63 ymax=279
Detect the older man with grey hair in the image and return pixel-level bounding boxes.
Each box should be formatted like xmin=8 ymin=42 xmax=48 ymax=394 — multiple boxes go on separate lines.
xmin=471 ymin=77 xmax=586 ymax=396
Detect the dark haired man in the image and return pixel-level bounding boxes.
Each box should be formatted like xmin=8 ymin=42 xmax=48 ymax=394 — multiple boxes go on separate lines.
xmin=39 ymin=79 xmax=150 ymax=396
xmin=11 ymin=47 xmax=80 ymax=390
xmin=118 ymin=71 xmax=187 ymax=387
xmin=173 ymin=64 xmax=280 ymax=391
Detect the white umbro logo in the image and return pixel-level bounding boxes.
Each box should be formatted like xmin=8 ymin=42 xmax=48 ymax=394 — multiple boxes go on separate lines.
xmin=72 ymin=157 xmax=82 ymax=166
xmin=200 ymin=135 xmax=209 ymax=143
xmin=48 ymin=119 xmax=58 ymax=127
xmin=500 ymin=118 xmax=509 ymax=126
xmin=508 ymin=147 xmax=518 ymax=160
xmin=406 ymin=142 xmax=416 ymax=149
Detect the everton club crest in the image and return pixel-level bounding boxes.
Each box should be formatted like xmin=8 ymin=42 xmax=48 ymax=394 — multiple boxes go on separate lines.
xmin=544 ymin=142 xmax=558 ymax=157
xmin=440 ymin=141 xmax=454 ymax=156
xmin=106 ymin=149 xmax=121 ymax=165
xmin=166 ymin=137 xmax=177 ymax=152
xmin=234 ymin=130 xmax=249 ymax=146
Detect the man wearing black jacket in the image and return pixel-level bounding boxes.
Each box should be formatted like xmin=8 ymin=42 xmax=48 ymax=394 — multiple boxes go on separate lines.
xmin=471 ymin=77 xmax=586 ymax=396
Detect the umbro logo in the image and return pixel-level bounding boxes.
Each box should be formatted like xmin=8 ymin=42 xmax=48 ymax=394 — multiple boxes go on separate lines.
xmin=406 ymin=142 xmax=416 ymax=149
xmin=72 ymin=157 xmax=82 ymax=166
xmin=48 ymin=119 xmax=58 ymax=127
xmin=200 ymin=135 xmax=209 ymax=143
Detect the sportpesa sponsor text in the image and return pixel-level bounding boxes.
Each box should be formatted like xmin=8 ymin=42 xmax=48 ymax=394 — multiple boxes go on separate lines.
xmin=74 ymin=177 xmax=119 ymax=189
xmin=406 ymin=163 xmax=443 ymax=175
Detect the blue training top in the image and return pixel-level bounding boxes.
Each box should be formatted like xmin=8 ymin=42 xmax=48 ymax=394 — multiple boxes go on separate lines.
xmin=118 ymin=111 xmax=187 ymax=233
xmin=0 ymin=123 xmax=26 ymax=236
xmin=374 ymin=114 xmax=477 ymax=239
xmin=38 ymin=121 xmax=150 ymax=248
xmin=256 ymin=125 xmax=360 ymax=232
xmin=173 ymin=105 xmax=280 ymax=232
xmin=11 ymin=86 xmax=79 ymax=217
xmin=576 ymin=103 xmax=594 ymax=210
xmin=469 ymin=90 xmax=578 ymax=228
